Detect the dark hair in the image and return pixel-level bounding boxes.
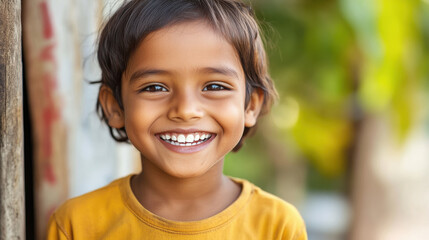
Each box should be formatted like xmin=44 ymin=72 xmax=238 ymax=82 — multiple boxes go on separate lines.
xmin=96 ymin=0 xmax=277 ymax=151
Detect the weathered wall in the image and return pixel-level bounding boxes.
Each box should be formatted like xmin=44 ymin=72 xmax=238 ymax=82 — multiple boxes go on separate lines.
xmin=23 ymin=0 xmax=140 ymax=239
xmin=23 ymin=1 xmax=70 ymax=238
xmin=0 ymin=0 xmax=25 ymax=239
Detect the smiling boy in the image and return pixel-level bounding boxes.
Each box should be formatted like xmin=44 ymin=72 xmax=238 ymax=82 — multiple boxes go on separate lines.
xmin=47 ymin=0 xmax=307 ymax=239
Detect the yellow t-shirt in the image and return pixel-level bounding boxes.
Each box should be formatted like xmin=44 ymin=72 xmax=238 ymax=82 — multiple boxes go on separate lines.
xmin=47 ymin=175 xmax=307 ymax=240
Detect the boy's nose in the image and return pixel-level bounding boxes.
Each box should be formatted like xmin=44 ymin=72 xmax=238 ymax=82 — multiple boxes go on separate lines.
xmin=167 ymin=91 xmax=204 ymax=122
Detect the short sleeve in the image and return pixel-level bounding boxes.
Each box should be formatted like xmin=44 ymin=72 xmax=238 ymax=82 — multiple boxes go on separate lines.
xmin=285 ymin=215 xmax=308 ymax=240
xmin=279 ymin=204 xmax=308 ymax=240
xmin=46 ymin=213 xmax=70 ymax=240
xmin=291 ymin=227 xmax=307 ymax=240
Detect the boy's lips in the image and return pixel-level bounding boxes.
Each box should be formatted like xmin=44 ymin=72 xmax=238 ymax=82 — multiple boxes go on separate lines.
xmin=155 ymin=130 xmax=216 ymax=153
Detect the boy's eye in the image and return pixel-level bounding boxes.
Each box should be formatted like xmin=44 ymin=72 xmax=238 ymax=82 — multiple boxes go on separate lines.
xmin=140 ymin=84 xmax=168 ymax=92
xmin=203 ymin=84 xmax=229 ymax=91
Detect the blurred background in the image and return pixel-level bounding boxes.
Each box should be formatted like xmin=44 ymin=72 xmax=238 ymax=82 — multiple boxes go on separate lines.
xmin=21 ymin=0 xmax=429 ymax=239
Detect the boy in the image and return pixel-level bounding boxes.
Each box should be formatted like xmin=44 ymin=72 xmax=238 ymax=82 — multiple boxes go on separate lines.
xmin=47 ymin=0 xmax=307 ymax=239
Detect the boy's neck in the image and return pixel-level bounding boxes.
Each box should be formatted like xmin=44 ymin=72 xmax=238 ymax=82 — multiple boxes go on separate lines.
xmin=130 ymin=156 xmax=241 ymax=221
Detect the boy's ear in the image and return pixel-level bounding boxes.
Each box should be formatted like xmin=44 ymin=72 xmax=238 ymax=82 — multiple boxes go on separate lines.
xmin=99 ymin=85 xmax=125 ymax=129
xmin=244 ymin=89 xmax=264 ymax=127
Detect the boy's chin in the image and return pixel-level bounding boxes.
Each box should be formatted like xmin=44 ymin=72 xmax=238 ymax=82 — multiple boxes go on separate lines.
xmin=164 ymin=167 xmax=211 ymax=179
xmin=161 ymin=161 xmax=221 ymax=179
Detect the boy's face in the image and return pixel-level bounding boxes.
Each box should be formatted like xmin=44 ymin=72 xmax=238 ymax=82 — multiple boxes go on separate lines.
xmin=101 ymin=21 xmax=262 ymax=178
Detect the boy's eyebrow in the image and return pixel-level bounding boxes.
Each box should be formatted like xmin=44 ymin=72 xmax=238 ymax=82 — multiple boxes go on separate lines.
xmin=129 ymin=69 xmax=169 ymax=82
xmin=198 ymin=67 xmax=240 ymax=80
xmin=129 ymin=66 xmax=240 ymax=82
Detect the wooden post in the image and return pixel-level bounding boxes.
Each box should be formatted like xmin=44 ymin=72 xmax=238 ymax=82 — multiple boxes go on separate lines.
xmin=0 ymin=1 xmax=25 ymax=240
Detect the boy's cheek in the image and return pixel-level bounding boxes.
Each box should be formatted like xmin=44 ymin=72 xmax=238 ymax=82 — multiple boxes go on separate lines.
xmin=208 ymin=101 xmax=246 ymax=125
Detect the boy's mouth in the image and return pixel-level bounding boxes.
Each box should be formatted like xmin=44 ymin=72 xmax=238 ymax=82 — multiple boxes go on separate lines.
xmin=158 ymin=132 xmax=213 ymax=147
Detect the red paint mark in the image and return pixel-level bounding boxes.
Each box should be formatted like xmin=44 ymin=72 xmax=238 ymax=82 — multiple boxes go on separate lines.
xmin=43 ymin=162 xmax=57 ymax=184
xmin=41 ymin=73 xmax=59 ymax=160
xmin=40 ymin=2 xmax=53 ymax=39
xmin=40 ymin=43 xmax=56 ymax=62
xmin=39 ymin=1 xmax=59 ymax=185
xmin=40 ymin=47 xmax=59 ymax=185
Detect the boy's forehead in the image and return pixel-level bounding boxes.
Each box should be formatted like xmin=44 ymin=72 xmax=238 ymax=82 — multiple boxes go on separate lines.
xmin=140 ymin=21 xmax=230 ymax=54
xmin=125 ymin=21 xmax=244 ymax=80
xmin=146 ymin=21 xmax=216 ymax=40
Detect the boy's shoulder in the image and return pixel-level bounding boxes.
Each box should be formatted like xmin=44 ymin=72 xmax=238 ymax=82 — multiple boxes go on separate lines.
xmin=47 ymin=176 xmax=133 ymax=239
xmin=52 ymin=175 xmax=128 ymax=223
xmin=234 ymin=177 xmax=302 ymax=215
xmin=233 ymin=178 xmax=307 ymax=239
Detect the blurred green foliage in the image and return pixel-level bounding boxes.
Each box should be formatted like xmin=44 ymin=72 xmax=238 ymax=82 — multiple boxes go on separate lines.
xmin=225 ymin=0 xmax=429 ymax=193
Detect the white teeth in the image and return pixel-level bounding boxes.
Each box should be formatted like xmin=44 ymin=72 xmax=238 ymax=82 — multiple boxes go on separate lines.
xmin=186 ymin=134 xmax=194 ymax=143
xmin=160 ymin=132 xmax=213 ymax=146
xmin=177 ymin=134 xmax=186 ymax=143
